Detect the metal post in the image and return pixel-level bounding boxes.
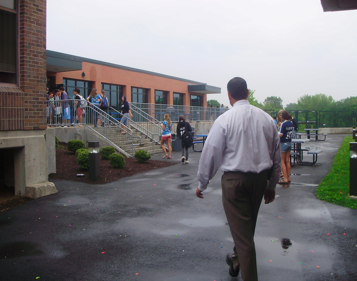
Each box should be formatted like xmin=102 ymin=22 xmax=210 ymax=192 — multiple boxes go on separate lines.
xmin=88 ymin=141 xmax=100 ymax=181
xmin=350 ymin=142 xmax=357 ymax=196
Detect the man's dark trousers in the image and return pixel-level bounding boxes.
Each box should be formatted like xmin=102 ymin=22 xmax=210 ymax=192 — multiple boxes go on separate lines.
xmin=222 ymin=170 xmax=268 ymax=281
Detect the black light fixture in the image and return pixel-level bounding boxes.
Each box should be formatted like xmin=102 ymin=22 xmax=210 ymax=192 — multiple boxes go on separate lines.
xmin=82 ymin=72 xmax=85 ymax=78
xmin=88 ymin=141 xmax=100 ymax=181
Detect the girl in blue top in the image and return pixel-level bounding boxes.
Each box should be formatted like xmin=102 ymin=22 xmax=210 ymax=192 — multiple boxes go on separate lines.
xmin=278 ymin=110 xmax=294 ymax=184
xmin=161 ymin=114 xmax=172 ymax=159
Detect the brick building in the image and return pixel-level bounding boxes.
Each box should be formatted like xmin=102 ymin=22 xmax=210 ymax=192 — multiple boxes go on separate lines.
xmin=0 ymin=0 xmax=57 ymax=198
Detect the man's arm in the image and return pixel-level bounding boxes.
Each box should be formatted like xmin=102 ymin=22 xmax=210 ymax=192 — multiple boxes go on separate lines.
xmin=267 ymin=130 xmax=281 ymax=191
xmin=196 ymin=119 xmax=225 ymax=197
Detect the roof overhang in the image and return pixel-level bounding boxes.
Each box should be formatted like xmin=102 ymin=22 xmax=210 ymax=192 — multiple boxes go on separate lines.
xmin=321 ymin=0 xmax=357 ymax=12
xmin=188 ymin=84 xmax=221 ymax=94
xmin=46 ymin=50 xmax=83 ymax=73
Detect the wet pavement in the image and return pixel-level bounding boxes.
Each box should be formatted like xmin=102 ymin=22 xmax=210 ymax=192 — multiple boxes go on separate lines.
xmin=1 ymin=134 xmax=357 ymax=281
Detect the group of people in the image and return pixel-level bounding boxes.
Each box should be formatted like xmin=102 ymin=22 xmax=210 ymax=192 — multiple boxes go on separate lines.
xmin=46 ymin=86 xmax=73 ymax=127
xmin=159 ymin=114 xmax=192 ymax=164
xmin=47 ymin=87 xmax=133 ymax=131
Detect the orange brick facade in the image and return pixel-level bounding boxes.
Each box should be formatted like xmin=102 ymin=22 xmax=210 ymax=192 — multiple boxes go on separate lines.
xmin=0 ymin=0 xmax=47 ymax=131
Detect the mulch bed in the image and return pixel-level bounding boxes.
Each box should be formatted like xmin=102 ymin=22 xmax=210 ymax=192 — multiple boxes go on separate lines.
xmin=48 ymin=143 xmax=176 ymax=184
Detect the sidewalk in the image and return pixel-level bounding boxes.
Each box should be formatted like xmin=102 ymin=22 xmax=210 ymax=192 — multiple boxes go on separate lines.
xmin=1 ymin=134 xmax=357 ymax=281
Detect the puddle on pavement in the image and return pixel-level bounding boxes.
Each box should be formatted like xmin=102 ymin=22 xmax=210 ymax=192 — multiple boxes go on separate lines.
xmin=0 ymin=242 xmax=43 ymax=259
xmin=125 ymin=178 xmax=148 ymax=183
xmin=295 ymin=208 xmax=329 ymax=218
xmin=179 ymin=216 xmax=225 ymax=227
xmin=157 ymin=229 xmax=189 ymax=236
xmin=177 ymin=184 xmax=192 ymax=190
xmin=145 ymin=171 xmax=164 ymax=176
xmin=168 ymin=174 xmax=190 ymax=178
xmin=290 ymin=182 xmax=318 ymax=187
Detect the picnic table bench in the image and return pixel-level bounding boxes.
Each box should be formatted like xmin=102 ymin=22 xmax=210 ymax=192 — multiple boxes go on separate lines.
xmin=295 ymin=132 xmax=327 ymax=141
xmin=192 ymin=134 xmax=208 ymax=152
xmin=290 ymin=139 xmax=323 ymax=166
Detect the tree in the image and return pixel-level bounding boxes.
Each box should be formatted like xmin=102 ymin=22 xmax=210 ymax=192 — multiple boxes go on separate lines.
xmin=207 ymin=99 xmax=220 ymax=107
xmin=263 ymin=96 xmax=283 ymax=111
xmin=247 ymin=89 xmax=263 ymax=108
xmin=297 ymin=94 xmax=335 ymax=111
xmin=285 ymin=103 xmax=298 ymax=110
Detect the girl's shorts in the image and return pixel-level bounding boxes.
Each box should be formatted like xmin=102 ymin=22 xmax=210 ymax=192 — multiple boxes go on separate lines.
xmin=161 ymin=135 xmax=171 ymax=141
xmin=280 ymin=142 xmax=291 ymax=153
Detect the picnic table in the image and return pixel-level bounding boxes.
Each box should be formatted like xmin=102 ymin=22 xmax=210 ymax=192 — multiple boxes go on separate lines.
xmin=290 ymin=139 xmax=322 ymax=166
xmin=192 ymin=134 xmax=208 ymax=152
xmin=304 ymin=128 xmax=327 ymax=141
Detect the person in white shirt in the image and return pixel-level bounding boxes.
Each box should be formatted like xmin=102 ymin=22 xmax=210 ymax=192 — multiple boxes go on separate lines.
xmin=196 ymin=77 xmax=281 ymax=281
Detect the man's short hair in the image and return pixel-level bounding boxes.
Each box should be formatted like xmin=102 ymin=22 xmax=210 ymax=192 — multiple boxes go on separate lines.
xmin=73 ymin=88 xmax=80 ymax=94
xmin=53 ymin=89 xmax=60 ymax=94
xmin=59 ymin=86 xmax=64 ymax=91
xmin=227 ymin=77 xmax=248 ymax=100
xmin=179 ymin=115 xmax=185 ymax=122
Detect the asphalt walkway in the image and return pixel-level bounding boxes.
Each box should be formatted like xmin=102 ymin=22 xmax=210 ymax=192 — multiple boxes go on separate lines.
xmin=1 ymin=134 xmax=356 ymax=281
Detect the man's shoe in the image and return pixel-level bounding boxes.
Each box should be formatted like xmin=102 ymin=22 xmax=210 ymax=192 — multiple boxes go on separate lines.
xmin=181 ymin=156 xmax=185 ymax=163
xmin=226 ymin=254 xmax=240 ymax=278
xmin=185 ymin=160 xmax=189 ymax=164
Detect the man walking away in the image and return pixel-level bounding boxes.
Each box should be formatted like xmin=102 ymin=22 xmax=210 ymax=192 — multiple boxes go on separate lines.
xmin=196 ymin=77 xmax=281 ymax=281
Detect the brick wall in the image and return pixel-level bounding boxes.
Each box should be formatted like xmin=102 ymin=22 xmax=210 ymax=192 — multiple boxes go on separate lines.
xmin=19 ymin=0 xmax=47 ymax=130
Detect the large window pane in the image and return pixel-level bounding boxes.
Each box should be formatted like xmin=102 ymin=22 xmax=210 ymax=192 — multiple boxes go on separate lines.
xmin=111 ymin=92 xmax=117 ymax=107
xmin=0 ymin=0 xmax=15 ymax=10
xmin=111 ymin=85 xmax=116 ymax=91
xmin=0 ymin=9 xmax=16 ymax=83
xmin=77 ymin=81 xmax=84 ymax=87
xmin=66 ymin=79 xmax=75 ymax=87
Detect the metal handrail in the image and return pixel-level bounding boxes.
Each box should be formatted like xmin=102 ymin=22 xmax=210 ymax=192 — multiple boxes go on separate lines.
xmin=86 ymin=102 xmax=141 ymax=156
xmin=130 ymin=103 xmax=162 ymax=125
xmin=108 ymin=106 xmax=159 ymax=143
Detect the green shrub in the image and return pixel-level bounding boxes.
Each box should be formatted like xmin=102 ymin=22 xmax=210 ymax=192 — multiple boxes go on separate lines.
xmin=109 ymin=153 xmax=125 ymax=168
xmin=101 ymin=146 xmax=116 ymax=160
xmin=77 ymin=150 xmax=89 ymax=170
xmin=75 ymin=148 xmax=88 ymax=157
xmin=55 ymin=136 xmax=59 ymax=149
xmin=67 ymin=139 xmax=85 ymax=153
xmin=134 ymin=149 xmax=151 ymax=163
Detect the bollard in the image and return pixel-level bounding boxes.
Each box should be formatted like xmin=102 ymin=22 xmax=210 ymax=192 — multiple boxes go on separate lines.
xmin=88 ymin=141 xmax=100 ymax=181
xmin=353 ymin=129 xmax=357 ymax=142
xmin=350 ymin=142 xmax=357 ymax=196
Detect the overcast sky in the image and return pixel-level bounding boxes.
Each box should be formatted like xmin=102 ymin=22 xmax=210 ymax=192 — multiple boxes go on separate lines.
xmin=47 ymin=0 xmax=357 ymax=107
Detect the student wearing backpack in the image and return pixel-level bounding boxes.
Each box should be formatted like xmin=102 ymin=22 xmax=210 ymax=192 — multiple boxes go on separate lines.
xmin=176 ymin=115 xmax=192 ymax=164
xmin=99 ymin=89 xmax=109 ymax=127
xmin=73 ymin=88 xmax=84 ymax=126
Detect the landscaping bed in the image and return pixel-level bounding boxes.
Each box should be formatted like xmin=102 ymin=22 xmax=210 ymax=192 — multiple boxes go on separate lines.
xmin=48 ymin=142 xmax=176 ymax=184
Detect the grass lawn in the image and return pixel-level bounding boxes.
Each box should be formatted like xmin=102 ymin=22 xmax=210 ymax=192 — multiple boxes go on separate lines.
xmin=316 ymin=135 xmax=357 ymax=209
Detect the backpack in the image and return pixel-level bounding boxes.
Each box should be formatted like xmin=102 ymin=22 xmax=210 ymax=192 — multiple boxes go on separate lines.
xmin=78 ymin=95 xmax=87 ymax=109
xmin=101 ymin=97 xmax=108 ymax=110
xmin=182 ymin=123 xmax=193 ymax=148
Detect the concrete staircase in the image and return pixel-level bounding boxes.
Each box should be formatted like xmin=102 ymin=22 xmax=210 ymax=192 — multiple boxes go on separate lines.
xmin=91 ymin=125 xmax=163 ymax=156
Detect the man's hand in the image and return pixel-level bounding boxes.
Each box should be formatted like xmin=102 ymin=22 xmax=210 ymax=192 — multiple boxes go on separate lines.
xmin=196 ymin=187 xmax=204 ymax=199
xmin=264 ymin=189 xmax=275 ymax=204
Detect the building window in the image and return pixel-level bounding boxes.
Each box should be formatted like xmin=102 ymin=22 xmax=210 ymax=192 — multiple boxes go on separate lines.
xmin=173 ymin=93 xmax=184 ymax=106
xmin=155 ymin=90 xmax=167 ymax=104
xmin=63 ymin=79 xmax=92 ymax=99
xmin=190 ymin=95 xmax=202 ymax=106
xmin=0 ymin=1 xmax=17 ymax=84
xmin=102 ymin=83 xmax=122 ymax=109
xmin=131 ymin=87 xmax=148 ymax=103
